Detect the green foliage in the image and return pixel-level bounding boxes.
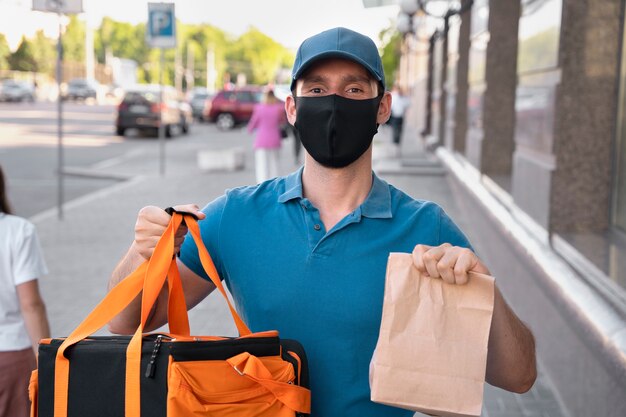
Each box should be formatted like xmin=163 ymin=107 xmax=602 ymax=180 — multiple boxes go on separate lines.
xmin=62 ymin=15 xmax=85 ymax=62
xmin=379 ymin=25 xmax=402 ymax=89
xmin=0 ymin=34 xmax=10 ymax=70
xmin=1 ymin=17 xmax=293 ymax=89
xmin=8 ymin=37 xmax=38 ymax=72
xmin=95 ymin=17 xmax=150 ymax=64
xmin=31 ymin=31 xmax=56 ymax=75
xmin=177 ymin=22 xmax=230 ymax=88
xmin=227 ymin=27 xmax=294 ymax=85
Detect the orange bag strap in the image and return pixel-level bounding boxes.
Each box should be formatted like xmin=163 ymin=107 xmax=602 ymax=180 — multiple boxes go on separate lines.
xmin=185 ymin=216 xmax=251 ymax=336
xmin=53 ymin=212 xmax=252 ymax=417
xmin=125 ymin=213 xmax=185 ymax=417
xmin=166 ymin=257 xmax=190 ymax=336
xmin=53 ymin=262 xmax=147 ymax=417
xmin=226 ymin=352 xmax=311 ymax=413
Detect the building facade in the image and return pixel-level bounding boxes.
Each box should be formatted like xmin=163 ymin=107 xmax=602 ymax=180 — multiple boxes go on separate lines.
xmin=398 ymin=0 xmax=626 ymax=415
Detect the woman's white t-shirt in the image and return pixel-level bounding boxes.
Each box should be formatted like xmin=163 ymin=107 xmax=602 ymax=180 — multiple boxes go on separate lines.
xmin=0 ymin=212 xmax=48 ymax=351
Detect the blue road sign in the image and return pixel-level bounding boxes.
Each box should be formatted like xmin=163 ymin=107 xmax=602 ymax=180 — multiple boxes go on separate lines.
xmin=147 ymin=3 xmax=176 ymax=48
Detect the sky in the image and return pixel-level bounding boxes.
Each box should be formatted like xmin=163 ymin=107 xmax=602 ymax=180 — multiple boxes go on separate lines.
xmin=1 ymin=0 xmax=400 ymax=51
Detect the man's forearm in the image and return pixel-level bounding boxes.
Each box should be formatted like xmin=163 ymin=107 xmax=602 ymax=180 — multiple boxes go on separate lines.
xmin=486 ymin=287 xmax=537 ymax=393
xmin=107 ymin=243 xmax=148 ymax=334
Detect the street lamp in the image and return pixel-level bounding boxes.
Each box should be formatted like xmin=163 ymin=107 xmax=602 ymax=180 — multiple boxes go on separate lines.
xmin=396 ymin=12 xmax=413 ymax=35
xmin=400 ymin=0 xmax=420 ymax=15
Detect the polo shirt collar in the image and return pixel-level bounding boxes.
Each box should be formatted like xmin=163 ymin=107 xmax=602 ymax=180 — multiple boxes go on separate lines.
xmin=278 ymin=168 xmax=392 ymax=219
xmin=277 ymin=168 xmax=304 ymax=203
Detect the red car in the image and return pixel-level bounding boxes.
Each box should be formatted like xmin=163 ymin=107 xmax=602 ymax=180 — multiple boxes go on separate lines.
xmin=203 ymin=87 xmax=263 ymax=130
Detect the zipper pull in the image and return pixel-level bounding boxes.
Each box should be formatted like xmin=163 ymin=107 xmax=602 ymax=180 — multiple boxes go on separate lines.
xmin=145 ymin=335 xmax=163 ymax=378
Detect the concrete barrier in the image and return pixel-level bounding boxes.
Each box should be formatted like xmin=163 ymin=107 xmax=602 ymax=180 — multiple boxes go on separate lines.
xmin=197 ymin=147 xmax=245 ymax=171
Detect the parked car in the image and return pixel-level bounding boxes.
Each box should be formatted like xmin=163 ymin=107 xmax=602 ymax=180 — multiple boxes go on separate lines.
xmin=0 ymin=79 xmax=35 ymax=102
xmin=64 ymin=78 xmax=99 ymax=101
xmin=188 ymin=88 xmax=213 ymax=121
xmin=203 ymin=87 xmax=263 ymax=130
xmin=115 ymin=84 xmax=192 ymax=137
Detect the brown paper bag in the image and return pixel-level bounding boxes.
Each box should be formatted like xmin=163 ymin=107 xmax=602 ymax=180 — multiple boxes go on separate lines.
xmin=370 ymin=252 xmax=495 ymax=416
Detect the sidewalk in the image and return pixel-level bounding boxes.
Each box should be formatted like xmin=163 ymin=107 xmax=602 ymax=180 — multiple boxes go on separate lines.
xmin=32 ymin=123 xmax=567 ymax=417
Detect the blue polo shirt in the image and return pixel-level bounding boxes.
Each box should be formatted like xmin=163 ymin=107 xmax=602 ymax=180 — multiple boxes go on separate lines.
xmin=179 ymin=168 xmax=471 ymax=417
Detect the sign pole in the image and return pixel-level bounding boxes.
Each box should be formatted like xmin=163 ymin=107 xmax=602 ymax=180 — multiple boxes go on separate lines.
xmin=33 ymin=0 xmax=83 ymax=220
xmin=159 ymin=48 xmax=165 ymax=176
xmin=56 ymin=11 xmax=64 ymax=220
xmin=147 ymin=2 xmax=176 ymax=177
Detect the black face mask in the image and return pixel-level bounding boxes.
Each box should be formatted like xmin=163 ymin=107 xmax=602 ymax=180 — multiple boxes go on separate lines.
xmin=294 ymin=94 xmax=382 ymax=168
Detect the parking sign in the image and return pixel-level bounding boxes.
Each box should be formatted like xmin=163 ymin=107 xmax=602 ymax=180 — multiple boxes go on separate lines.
xmin=147 ymin=3 xmax=176 ymax=48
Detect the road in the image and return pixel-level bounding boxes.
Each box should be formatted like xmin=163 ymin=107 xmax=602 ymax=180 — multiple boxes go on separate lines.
xmin=0 ymin=101 xmax=220 ymax=218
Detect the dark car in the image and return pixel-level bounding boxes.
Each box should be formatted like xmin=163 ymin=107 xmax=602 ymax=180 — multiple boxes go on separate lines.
xmin=115 ymin=85 xmax=192 ymax=137
xmin=188 ymin=88 xmax=212 ymax=121
xmin=203 ymin=87 xmax=263 ymax=130
xmin=0 ymin=80 xmax=35 ymax=102
xmin=64 ymin=78 xmax=99 ymax=101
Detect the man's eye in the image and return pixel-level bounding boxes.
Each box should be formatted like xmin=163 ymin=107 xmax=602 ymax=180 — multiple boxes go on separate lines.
xmin=347 ymin=88 xmax=363 ymax=93
xmin=310 ymin=88 xmax=323 ymax=94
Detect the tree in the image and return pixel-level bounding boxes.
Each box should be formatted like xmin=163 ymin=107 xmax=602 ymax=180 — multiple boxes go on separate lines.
xmin=0 ymin=34 xmax=10 ymax=70
xmin=62 ymin=15 xmax=85 ymax=62
xmin=31 ymin=30 xmax=56 ymax=75
xmin=180 ymin=23 xmax=230 ymax=88
xmin=379 ymin=25 xmax=402 ymax=88
xmin=9 ymin=37 xmax=38 ymax=72
xmin=227 ymin=27 xmax=293 ymax=85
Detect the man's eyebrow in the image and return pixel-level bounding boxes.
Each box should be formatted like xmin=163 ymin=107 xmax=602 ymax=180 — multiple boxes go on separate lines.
xmin=342 ymin=74 xmax=371 ymax=84
xmin=300 ymin=75 xmax=328 ymax=84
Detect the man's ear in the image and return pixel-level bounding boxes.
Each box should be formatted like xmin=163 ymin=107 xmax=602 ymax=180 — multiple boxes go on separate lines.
xmin=285 ymin=95 xmax=297 ymax=126
xmin=377 ymin=91 xmax=392 ymax=125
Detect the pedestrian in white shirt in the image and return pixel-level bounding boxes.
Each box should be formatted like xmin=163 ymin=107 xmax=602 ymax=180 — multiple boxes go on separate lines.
xmin=0 ymin=165 xmax=50 ymax=417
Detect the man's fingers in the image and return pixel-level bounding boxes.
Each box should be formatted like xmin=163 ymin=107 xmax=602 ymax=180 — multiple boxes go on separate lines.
xmin=413 ymin=244 xmax=447 ymax=278
xmin=437 ymin=249 xmax=458 ymax=284
xmin=413 ymin=244 xmax=483 ymax=285
xmin=412 ymin=244 xmax=430 ymax=273
xmin=172 ymin=204 xmax=206 ymax=220
xmin=452 ymin=248 xmax=478 ymax=285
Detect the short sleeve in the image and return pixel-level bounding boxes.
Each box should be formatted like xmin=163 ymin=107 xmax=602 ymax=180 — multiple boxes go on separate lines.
xmin=13 ymin=222 xmax=48 ymax=285
xmin=179 ymin=194 xmax=228 ymax=282
xmin=438 ymin=207 xmax=474 ymax=251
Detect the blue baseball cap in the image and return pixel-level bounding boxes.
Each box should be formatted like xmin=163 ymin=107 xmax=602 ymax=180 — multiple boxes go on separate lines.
xmin=290 ymin=27 xmax=386 ymax=92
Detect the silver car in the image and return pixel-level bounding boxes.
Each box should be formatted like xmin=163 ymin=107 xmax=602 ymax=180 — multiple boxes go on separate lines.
xmin=0 ymin=80 xmax=35 ymax=102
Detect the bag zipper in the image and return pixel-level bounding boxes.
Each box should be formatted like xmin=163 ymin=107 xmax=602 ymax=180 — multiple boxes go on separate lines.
xmin=145 ymin=335 xmax=164 ymax=378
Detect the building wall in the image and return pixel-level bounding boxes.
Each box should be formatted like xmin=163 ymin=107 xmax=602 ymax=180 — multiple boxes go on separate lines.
xmin=482 ymin=0 xmax=520 ymax=186
xmin=466 ymin=0 xmax=489 ymax=169
xmin=453 ymin=8 xmax=472 ymax=154
xmin=550 ymin=0 xmax=621 ymax=232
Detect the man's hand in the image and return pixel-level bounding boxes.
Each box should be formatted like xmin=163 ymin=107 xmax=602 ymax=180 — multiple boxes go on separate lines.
xmin=412 ymin=243 xmax=490 ymax=285
xmin=132 ymin=204 xmax=205 ymax=260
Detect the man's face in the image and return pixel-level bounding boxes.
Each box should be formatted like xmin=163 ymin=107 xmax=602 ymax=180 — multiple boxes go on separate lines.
xmin=295 ymin=58 xmax=379 ymax=99
xmin=285 ymin=58 xmax=391 ymax=125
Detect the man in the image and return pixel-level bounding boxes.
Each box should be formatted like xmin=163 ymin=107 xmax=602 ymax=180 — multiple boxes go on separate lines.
xmin=388 ymin=82 xmax=411 ymax=155
xmin=108 ymin=27 xmax=536 ymax=417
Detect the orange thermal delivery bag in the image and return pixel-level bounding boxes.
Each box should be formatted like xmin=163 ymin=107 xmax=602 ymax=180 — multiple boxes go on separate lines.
xmin=30 ymin=208 xmax=311 ymax=417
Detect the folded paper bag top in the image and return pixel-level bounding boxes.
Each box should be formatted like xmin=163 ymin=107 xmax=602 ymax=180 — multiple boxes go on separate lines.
xmin=370 ymin=252 xmax=495 ymax=417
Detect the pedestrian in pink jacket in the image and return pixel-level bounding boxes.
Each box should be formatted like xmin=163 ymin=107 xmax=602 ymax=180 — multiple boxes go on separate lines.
xmin=247 ymin=89 xmax=286 ymax=183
